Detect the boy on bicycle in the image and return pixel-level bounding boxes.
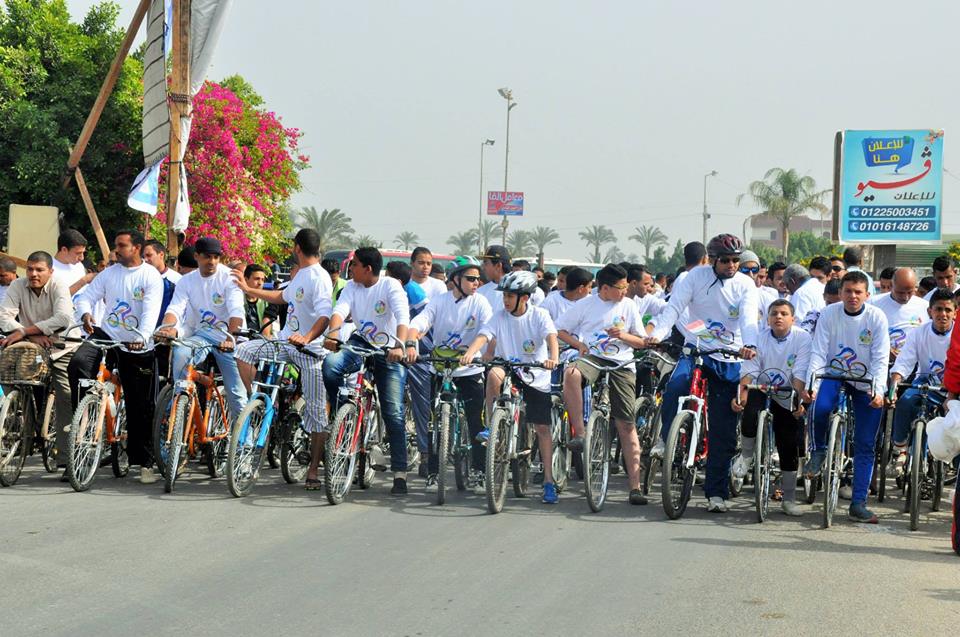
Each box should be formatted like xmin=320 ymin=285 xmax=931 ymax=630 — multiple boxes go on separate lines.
xmin=730 ymin=298 xmax=811 ymax=516
xmin=887 ymin=288 xmax=955 ymax=474
xmin=405 ymin=256 xmax=493 ymax=491
xmin=805 ymin=271 xmax=889 ymax=523
xmin=558 ymin=263 xmax=653 ymax=506
xmin=459 ymin=271 xmax=560 ymax=503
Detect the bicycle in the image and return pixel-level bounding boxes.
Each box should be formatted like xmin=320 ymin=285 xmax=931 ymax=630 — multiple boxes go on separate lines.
xmin=739 ymin=381 xmax=797 ymax=523
xmin=661 ymin=343 xmax=743 ymax=520
xmin=630 ymin=346 xmax=676 ymax=495
xmin=226 ymin=336 xmax=311 ymax=497
xmin=480 ymin=358 xmax=549 ymax=514
xmin=65 ymin=333 xmax=137 ymax=492
xmin=323 ymin=338 xmax=391 ymax=505
xmin=892 ymin=381 xmax=948 ymax=531
xmin=0 ymin=340 xmax=63 ymax=486
xmin=152 ymin=327 xmax=231 ymax=493
xmin=810 ymin=371 xmax=874 ymax=529
xmin=576 ymin=356 xmax=643 ymax=512
xmin=421 ymin=348 xmax=472 ymax=505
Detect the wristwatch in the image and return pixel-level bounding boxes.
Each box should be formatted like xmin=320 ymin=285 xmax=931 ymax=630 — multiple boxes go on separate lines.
xmin=405 ymin=340 xmax=417 ymax=349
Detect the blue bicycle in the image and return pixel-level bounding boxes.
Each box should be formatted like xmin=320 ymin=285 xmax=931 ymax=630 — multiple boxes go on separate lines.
xmin=226 ymin=337 xmax=315 ymax=497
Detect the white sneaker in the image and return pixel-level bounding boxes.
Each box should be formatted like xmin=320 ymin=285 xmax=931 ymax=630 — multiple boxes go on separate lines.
xmin=731 ymin=453 xmax=754 ymax=479
xmin=839 ymin=485 xmax=853 ymax=500
xmin=650 ymin=440 xmax=665 ymax=459
xmin=424 ymin=476 xmax=438 ymax=492
xmin=140 ymin=467 xmax=158 ymax=485
xmin=706 ymin=496 xmax=728 ymax=513
xmin=781 ymin=500 xmax=803 ymax=517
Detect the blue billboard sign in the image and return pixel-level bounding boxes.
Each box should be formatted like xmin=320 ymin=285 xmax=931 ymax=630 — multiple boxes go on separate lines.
xmin=838 ymin=129 xmax=944 ymax=244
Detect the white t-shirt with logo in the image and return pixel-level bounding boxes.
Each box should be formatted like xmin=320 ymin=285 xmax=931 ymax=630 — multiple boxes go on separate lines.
xmin=740 ymin=326 xmax=812 ymax=408
xmin=411 ymin=291 xmax=493 ymax=377
xmin=556 ymin=294 xmax=643 ymax=364
xmin=415 ymin=276 xmax=448 ymax=302
xmin=333 ymin=276 xmax=410 ymax=348
xmin=890 ymin=322 xmax=951 ymax=384
xmin=280 ymin=264 xmax=333 ymax=355
xmin=165 ymin=264 xmax=245 ymax=337
xmin=477 ymin=281 xmax=502 ymax=310
xmin=479 ymin=306 xmax=556 ymax=392
xmin=539 ymin=291 xmax=579 ymax=324
xmin=869 ymin=292 xmax=929 ymax=353
xmin=807 ymin=302 xmax=890 ymax=394
xmin=75 ymin=262 xmax=163 ymax=349
xmin=790 ymin=278 xmax=826 ymax=334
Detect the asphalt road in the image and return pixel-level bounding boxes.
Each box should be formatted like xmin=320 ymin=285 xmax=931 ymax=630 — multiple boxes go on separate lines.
xmin=4 ymin=462 xmax=958 ymax=637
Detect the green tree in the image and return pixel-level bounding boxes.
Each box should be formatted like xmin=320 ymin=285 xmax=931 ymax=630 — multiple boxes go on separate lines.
xmin=477 ymin=219 xmax=499 ymax=251
xmin=506 ymin=229 xmax=533 ymax=257
xmin=297 ymin=207 xmax=354 ymax=255
xmin=737 ymin=168 xmax=830 ymax=259
xmin=353 ymin=234 xmax=383 ymax=249
xmin=629 ymin=225 xmax=669 ymax=262
xmin=786 ymin=230 xmax=836 ymax=264
xmin=604 ymin=244 xmax=625 ymax=264
xmin=394 ymin=231 xmax=419 ymax=250
xmin=0 ymin=0 xmax=145 ymax=249
xmin=579 ymin=225 xmax=616 ymax=263
xmin=528 ymin=225 xmax=560 ymax=267
xmin=447 ymin=229 xmax=478 ymax=254
xmin=648 ymin=239 xmax=685 ymax=274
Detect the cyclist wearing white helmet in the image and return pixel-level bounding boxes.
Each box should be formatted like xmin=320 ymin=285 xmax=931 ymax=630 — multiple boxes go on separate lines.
xmin=406 ymin=256 xmax=493 ymax=491
xmin=460 ymin=270 xmax=561 ymax=504
xmin=648 ymin=233 xmax=759 ymax=513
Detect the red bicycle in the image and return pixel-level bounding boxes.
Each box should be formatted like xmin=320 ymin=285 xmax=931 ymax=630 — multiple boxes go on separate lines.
xmin=660 ymin=342 xmax=741 ymax=519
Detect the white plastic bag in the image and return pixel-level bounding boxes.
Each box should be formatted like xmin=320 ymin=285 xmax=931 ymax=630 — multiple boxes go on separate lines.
xmin=927 ymin=400 xmax=960 ymax=462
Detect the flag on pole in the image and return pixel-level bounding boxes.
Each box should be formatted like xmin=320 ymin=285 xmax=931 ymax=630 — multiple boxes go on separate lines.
xmin=127 ymin=161 xmax=162 ymax=214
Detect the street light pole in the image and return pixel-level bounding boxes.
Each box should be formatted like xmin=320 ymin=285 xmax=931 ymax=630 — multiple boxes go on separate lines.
xmin=702 ymin=170 xmax=718 ymax=245
xmin=478 ymin=138 xmax=495 ymax=254
xmin=498 ymin=87 xmax=517 ymax=246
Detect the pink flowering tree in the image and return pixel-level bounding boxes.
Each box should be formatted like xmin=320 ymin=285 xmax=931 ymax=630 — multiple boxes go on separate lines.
xmin=153 ymin=75 xmax=308 ymax=263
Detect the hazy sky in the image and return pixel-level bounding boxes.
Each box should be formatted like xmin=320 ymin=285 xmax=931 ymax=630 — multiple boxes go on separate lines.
xmin=67 ymin=0 xmax=960 ymax=259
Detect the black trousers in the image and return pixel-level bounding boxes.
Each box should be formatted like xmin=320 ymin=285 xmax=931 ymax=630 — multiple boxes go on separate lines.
xmin=740 ymin=389 xmax=801 ymax=472
xmin=67 ymin=328 xmax=157 ymax=468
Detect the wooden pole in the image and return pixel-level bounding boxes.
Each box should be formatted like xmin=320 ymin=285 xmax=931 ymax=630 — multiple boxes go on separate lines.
xmin=63 ymin=0 xmax=151 ymax=187
xmin=74 ymin=168 xmax=112 ymax=260
xmin=165 ymin=0 xmax=191 ymax=256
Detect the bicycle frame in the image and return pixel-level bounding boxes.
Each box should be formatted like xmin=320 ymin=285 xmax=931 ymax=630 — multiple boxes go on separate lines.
xmin=163 ymin=343 xmax=228 ymax=458
xmin=76 ymin=354 xmax=123 ymax=446
xmin=676 ymin=351 xmax=708 ymax=470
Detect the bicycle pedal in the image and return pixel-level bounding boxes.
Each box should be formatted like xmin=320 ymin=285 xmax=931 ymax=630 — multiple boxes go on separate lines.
xmin=517 ymin=449 xmax=532 ymax=458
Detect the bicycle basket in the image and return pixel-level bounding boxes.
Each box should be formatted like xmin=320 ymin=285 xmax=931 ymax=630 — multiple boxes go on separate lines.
xmin=0 ymin=341 xmax=52 ymax=383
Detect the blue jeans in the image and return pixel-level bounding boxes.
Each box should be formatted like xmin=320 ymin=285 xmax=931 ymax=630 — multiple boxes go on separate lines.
xmin=892 ymin=387 xmax=923 ymax=447
xmin=172 ymin=327 xmax=247 ymax=420
xmin=660 ymin=353 xmax=741 ymax=500
xmin=322 ymin=335 xmax=409 ymax=472
xmin=812 ymin=379 xmax=882 ymax=504
xmin=406 ymin=360 xmax=433 ymax=454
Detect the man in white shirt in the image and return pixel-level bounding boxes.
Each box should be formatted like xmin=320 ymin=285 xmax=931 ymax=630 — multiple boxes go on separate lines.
xmin=234 ymin=229 xmax=332 ymax=489
xmin=805 ymin=271 xmax=889 ymax=523
xmin=540 ymin=267 xmax=593 ymax=324
xmin=0 ymin=257 xmax=17 ymax=304
xmin=923 ymin=256 xmax=960 ymax=300
xmin=69 ymin=229 xmax=164 ymax=484
xmin=783 ymin=264 xmax=825 ymax=334
xmin=739 ymin=250 xmax=779 ymax=324
xmin=158 ymin=237 xmax=246 ymax=420
xmin=143 ymin=240 xmax=182 ymax=285
xmin=626 ymin=264 xmax=666 ymax=322
xmin=843 ymin=246 xmax=875 ymax=295
xmin=869 ymin=267 xmax=928 ymax=358
xmin=477 ymin=245 xmax=511 ymax=309
xmin=323 ymin=247 xmax=411 ymax=495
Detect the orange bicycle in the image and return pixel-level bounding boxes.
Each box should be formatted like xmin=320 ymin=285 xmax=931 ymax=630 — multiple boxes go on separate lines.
xmin=152 ymin=336 xmax=229 ymax=493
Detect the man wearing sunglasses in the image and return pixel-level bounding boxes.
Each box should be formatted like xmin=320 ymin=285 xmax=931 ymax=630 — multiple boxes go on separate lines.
xmin=740 ymin=250 xmax=779 ymax=324
xmin=829 ymin=256 xmax=847 ymax=281
xmin=783 ymin=263 xmax=825 ymax=334
xmin=648 ymin=233 xmax=759 ymax=513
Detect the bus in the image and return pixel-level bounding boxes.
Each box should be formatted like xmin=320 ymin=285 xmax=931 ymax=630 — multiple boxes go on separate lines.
xmin=514 ymin=257 xmax=604 ymax=276
xmin=322 ymin=249 xmax=458 ymax=279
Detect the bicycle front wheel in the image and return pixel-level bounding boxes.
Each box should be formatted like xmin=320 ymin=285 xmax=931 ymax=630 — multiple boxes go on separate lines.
xmin=453 ymin=403 xmax=470 ymax=491
xmin=227 ymin=398 xmax=269 ymax=498
xmin=931 ymin=460 xmax=945 ymax=512
xmin=324 ymin=401 xmax=360 ymax=505
xmin=152 ymin=385 xmax=174 ymax=478
xmin=436 ymin=402 xmax=450 ymax=505
xmin=584 ymin=410 xmax=610 ymax=512
xmin=111 ymin=396 xmax=129 ymax=478
xmin=551 ymin=402 xmax=570 ymax=493
xmin=205 ymin=393 xmax=229 ymax=479
xmin=908 ymin=421 xmax=924 ymax=531
xmin=877 ymin=408 xmax=893 ymax=502
xmin=41 ymin=392 xmax=58 ymax=473
xmin=66 ymin=392 xmax=105 ymax=492
xmin=163 ymin=395 xmax=189 ymax=493
xmin=279 ymin=407 xmax=309 ymax=484
xmin=661 ymin=410 xmax=696 ymax=520
xmin=0 ymin=390 xmax=28 ymax=487
xmin=754 ymin=412 xmax=772 ymax=523
xmin=822 ymin=413 xmax=843 ymax=529
xmin=485 ymin=407 xmax=511 ymax=514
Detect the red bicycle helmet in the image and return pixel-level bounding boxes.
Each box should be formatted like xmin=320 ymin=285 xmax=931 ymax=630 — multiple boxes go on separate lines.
xmin=706 ymin=233 xmax=744 ymax=258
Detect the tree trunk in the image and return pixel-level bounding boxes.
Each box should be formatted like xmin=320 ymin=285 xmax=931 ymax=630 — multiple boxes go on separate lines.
xmin=537 ymin=250 xmax=544 ymax=269
xmin=782 ymin=219 xmax=790 ymax=261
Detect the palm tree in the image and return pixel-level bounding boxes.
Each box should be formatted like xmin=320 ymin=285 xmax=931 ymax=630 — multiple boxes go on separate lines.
xmin=477 ymin=219 xmax=500 ymax=251
xmin=579 ymin=225 xmax=616 ymax=263
xmin=528 ymin=226 xmax=561 ymax=268
xmin=736 ymin=168 xmax=830 ymax=258
xmin=353 ymin=234 xmax=383 ymax=249
xmin=297 ymin=206 xmax=354 ymax=255
xmin=394 ymin=231 xmax=420 ymax=250
xmin=604 ymin=245 xmax=626 ymax=264
xmin=506 ymin=229 xmax=534 ymax=258
xmin=629 ymin=225 xmax=668 ymax=262
xmin=447 ymin=229 xmax=479 ymax=254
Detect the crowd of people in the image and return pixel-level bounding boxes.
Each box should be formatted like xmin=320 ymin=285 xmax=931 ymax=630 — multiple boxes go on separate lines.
xmin=1 ymin=226 xmax=959 ymax=535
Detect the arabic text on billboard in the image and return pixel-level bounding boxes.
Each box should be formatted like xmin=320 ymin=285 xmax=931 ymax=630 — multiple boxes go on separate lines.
xmin=839 ymin=129 xmax=944 ymax=244
xmin=487 ymin=191 xmax=524 ymax=216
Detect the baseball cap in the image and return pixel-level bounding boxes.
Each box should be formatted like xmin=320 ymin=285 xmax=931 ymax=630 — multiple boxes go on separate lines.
xmin=739 ymin=250 xmax=760 ymax=265
xmin=194 ymin=237 xmax=223 ymax=256
xmin=481 ymin=245 xmax=511 ymax=266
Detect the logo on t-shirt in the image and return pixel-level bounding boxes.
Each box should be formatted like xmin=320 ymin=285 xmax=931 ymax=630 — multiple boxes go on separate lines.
xmin=728 ymin=304 xmax=740 ymax=319
xmin=611 ymin=315 xmax=626 ymax=329
xmin=929 ymin=360 xmax=945 ymax=383
xmin=295 ymin=287 xmax=305 ymax=302
xmin=212 ymin=292 xmax=224 ymax=306
xmin=200 ymin=310 xmax=227 ymax=329
xmin=440 ymin=332 xmax=464 ymax=349
xmin=521 ymin=339 xmax=536 ymax=354
xmin=106 ymin=301 xmax=137 ymax=330
xmin=829 ymin=345 xmax=867 ymax=376
xmin=909 ymin=315 xmax=923 ymax=326
xmin=858 ymin=329 xmax=873 ymax=345
xmin=132 ymin=286 xmax=144 ymax=301
xmin=889 ymin=327 xmax=907 ymax=350
xmin=464 ymin=315 xmax=477 ymax=330
xmin=374 ymin=300 xmax=387 ymax=316
xmin=786 ymin=353 xmax=797 ymax=369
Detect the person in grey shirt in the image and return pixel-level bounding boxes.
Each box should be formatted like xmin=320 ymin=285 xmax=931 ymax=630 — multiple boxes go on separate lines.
xmin=0 ymin=251 xmax=76 ymax=476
